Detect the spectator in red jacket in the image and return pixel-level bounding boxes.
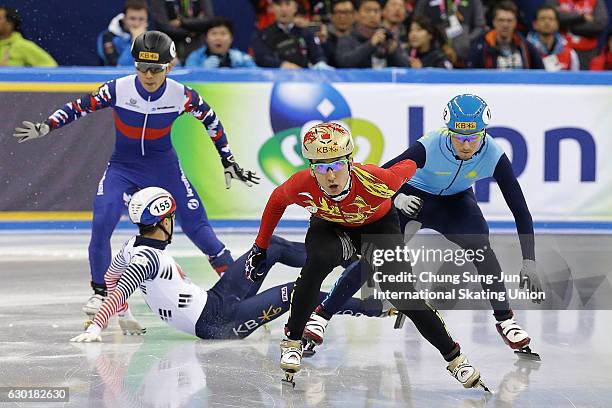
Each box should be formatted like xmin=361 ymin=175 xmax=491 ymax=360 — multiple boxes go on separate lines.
xmin=527 ymin=5 xmax=579 ymax=71
xmin=545 ymin=0 xmax=609 ymax=70
xmin=590 ymin=31 xmax=612 ymax=70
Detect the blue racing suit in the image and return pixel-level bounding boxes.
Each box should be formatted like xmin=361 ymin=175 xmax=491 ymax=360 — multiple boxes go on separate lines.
xmin=44 ymin=75 xmax=233 ymax=287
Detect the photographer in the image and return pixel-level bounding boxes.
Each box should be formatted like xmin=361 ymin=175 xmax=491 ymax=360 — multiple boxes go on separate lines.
xmin=336 ymin=0 xmax=409 ymax=68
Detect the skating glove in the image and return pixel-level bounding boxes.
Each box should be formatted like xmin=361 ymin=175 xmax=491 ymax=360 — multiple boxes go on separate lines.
xmin=519 ymin=259 xmax=543 ymax=303
xmin=13 ymin=121 xmax=50 ymax=143
xmin=70 ymin=323 xmax=102 ymax=343
xmin=393 ymin=193 xmax=423 ymax=218
xmin=222 ymin=155 xmax=261 ymax=189
xmin=245 ymin=243 xmax=267 ymax=282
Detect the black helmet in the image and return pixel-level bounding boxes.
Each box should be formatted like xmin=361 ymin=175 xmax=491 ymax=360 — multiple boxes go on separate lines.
xmin=131 ymin=31 xmax=176 ymax=64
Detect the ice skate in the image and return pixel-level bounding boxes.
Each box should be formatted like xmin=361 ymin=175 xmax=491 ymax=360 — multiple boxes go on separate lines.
xmin=496 ymin=317 xmax=541 ymax=361
xmin=280 ymin=338 xmax=302 ymax=388
xmin=82 ymin=294 xmax=105 ymax=318
xmin=302 ymin=306 xmax=329 ymax=357
xmin=447 ymin=354 xmax=491 ymax=392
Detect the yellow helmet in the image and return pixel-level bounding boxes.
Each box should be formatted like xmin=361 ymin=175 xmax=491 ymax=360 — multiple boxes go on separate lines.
xmin=301 ymin=122 xmax=354 ymax=160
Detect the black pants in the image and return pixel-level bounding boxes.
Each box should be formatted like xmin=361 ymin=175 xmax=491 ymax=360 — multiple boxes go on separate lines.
xmin=286 ymin=208 xmax=458 ymax=360
xmin=398 ymin=184 xmax=512 ymax=319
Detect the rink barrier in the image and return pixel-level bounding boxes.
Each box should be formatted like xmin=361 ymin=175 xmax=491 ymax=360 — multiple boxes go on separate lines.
xmin=2 ymin=67 xmax=611 ymax=227
xmin=0 ymin=66 xmax=611 ymax=85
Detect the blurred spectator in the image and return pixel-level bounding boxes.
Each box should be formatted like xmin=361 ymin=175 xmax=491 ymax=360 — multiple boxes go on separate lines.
xmin=321 ymin=0 xmax=356 ymax=67
xmin=251 ymin=0 xmax=325 ymax=29
xmin=149 ymin=0 xmax=214 ymax=62
xmin=589 ymin=30 xmax=611 ymax=70
xmin=469 ymin=1 xmax=544 ymax=69
xmin=0 ymin=6 xmax=57 ymax=67
xmin=185 ymin=17 xmax=256 ymax=68
xmin=482 ymin=0 xmax=529 ymax=34
xmin=252 ymin=0 xmax=277 ymax=29
xmin=97 ymin=0 xmax=148 ymax=66
xmin=415 ymin=0 xmax=486 ymax=64
xmin=527 ymin=5 xmax=579 ymax=71
xmin=383 ymin=0 xmax=409 ymax=48
xmin=251 ymin=0 xmax=330 ymax=69
xmin=336 ymin=0 xmax=409 ymax=68
xmin=545 ymin=0 xmax=609 ymax=69
xmin=407 ymin=15 xmax=453 ymax=68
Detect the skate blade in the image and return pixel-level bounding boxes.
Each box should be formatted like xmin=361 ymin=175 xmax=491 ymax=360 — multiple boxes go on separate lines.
xmin=282 ymin=372 xmax=296 ymax=388
xmin=477 ymin=379 xmax=492 ymax=393
xmin=302 ymin=348 xmax=316 ymax=358
xmin=393 ymin=313 xmax=406 ymax=329
xmin=514 ymin=346 xmax=541 ymax=361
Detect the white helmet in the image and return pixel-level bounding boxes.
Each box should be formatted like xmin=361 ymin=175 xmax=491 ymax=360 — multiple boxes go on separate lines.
xmin=128 ymin=187 xmax=176 ymax=226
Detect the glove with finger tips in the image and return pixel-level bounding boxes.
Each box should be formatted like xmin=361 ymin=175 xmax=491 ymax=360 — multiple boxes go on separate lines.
xmin=222 ymin=154 xmax=261 ymax=189
xmin=13 ymin=121 xmax=50 ymax=143
xmin=70 ymin=323 xmax=102 ymax=342
xmin=245 ymin=243 xmax=267 ymax=282
xmin=393 ymin=194 xmax=423 ymax=218
xmin=519 ymin=259 xmax=543 ymax=304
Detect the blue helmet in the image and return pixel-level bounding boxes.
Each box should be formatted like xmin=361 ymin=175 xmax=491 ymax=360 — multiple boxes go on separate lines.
xmin=443 ymin=94 xmax=491 ymax=134
xmin=128 ymin=187 xmax=176 ymax=226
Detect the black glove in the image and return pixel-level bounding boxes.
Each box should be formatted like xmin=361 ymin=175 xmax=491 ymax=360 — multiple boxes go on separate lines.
xmin=222 ymin=155 xmax=260 ymax=189
xmin=245 ymin=243 xmax=267 ymax=282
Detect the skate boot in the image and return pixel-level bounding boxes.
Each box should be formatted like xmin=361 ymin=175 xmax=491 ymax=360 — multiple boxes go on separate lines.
xmin=83 ymin=281 xmax=107 ymax=320
xmin=496 ymin=316 xmax=541 ymax=361
xmin=280 ymin=338 xmax=303 ymax=388
xmin=208 ymin=248 xmax=233 ymax=277
xmin=82 ymin=295 xmax=105 ymax=323
xmin=447 ymin=354 xmax=491 ymax=392
xmin=302 ymin=306 xmax=329 ymax=357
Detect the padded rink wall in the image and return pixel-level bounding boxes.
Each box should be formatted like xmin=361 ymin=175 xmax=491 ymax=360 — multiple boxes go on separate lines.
xmin=0 ymin=67 xmax=611 ymax=230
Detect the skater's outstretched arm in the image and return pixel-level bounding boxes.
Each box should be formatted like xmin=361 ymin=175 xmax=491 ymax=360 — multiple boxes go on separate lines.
xmin=381 ymin=142 xmax=427 ymax=169
xmin=181 ymin=86 xmax=259 ymax=188
xmin=13 ymin=81 xmax=116 ymax=143
xmin=493 ymin=154 xmax=535 ymax=261
xmin=71 ymin=248 xmax=158 ymax=342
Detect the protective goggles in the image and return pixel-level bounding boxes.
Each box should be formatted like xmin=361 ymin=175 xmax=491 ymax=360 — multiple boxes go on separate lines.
xmin=135 ymin=61 xmax=169 ymax=74
xmin=449 ymin=129 xmax=485 ymax=143
xmin=310 ymin=158 xmax=349 ymax=174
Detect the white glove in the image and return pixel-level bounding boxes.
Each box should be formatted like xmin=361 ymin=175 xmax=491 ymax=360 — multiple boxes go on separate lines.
xmin=519 ymin=259 xmax=543 ymax=303
xmin=13 ymin=121 xmax=50 ymax=143
xmin=70 ymin=323 xmax=102 ymax=343
xmin=118 ymin=307 xmax=146 ymax=335
xmin=393 ymin=193 xmax=423 ymax=218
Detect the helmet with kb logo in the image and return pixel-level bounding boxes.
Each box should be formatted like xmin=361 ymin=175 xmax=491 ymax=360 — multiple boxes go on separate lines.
xmin=443 ymin=94 xmax=492 ymax=135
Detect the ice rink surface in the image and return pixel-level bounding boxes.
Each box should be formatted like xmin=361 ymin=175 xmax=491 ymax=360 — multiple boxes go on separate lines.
xmin=1 ymin=231 xmax=611 ymax=408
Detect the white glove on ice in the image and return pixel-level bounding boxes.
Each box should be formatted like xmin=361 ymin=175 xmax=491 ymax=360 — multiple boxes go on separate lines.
xmin=70 ymin=323 xmax=102 ymax=343
xmin=393 ymin=193 xmax=423 ymax=218
xmin=13 ymin=121 xmax=50 ymax=143
xmin=519 ymin=259 xmax=543 ymax=303
xmin=118 ymin=307 xmax=146 ymax=335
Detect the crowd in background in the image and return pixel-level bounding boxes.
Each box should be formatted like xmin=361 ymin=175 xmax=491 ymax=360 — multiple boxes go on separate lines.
xmin=1 ymin=0 xmax=611 ymax=71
